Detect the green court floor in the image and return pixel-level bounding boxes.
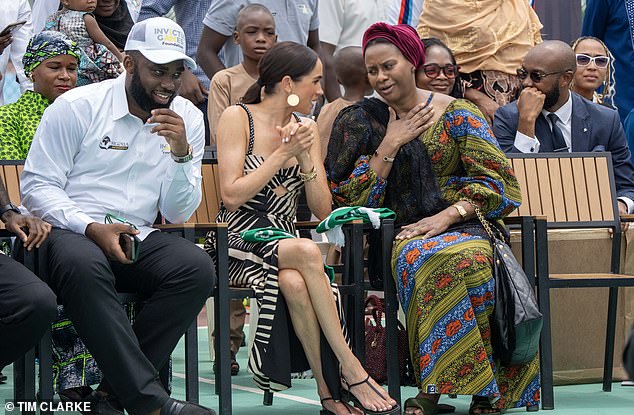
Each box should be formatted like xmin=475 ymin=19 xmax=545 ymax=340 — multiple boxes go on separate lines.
xmin=2 ymin=326 xmax=633 ymax=414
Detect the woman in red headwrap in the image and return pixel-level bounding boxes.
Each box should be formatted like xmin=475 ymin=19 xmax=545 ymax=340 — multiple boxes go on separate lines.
xmin=325 ymin=23 xmax=539 ymax=415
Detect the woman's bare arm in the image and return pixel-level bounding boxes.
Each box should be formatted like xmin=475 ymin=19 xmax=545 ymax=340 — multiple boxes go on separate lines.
xmin=297 ymin=118 xmax=332 ymax=220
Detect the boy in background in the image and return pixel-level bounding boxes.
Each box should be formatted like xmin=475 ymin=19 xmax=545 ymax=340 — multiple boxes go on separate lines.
xmin=317 ymin=46 xmax=372 ymax=160
xmin=208 ymin=4 xmax=276 ymax=145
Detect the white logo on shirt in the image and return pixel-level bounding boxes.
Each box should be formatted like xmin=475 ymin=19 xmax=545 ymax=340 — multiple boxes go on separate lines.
xmin=99 ymin=136 xmax=129 ymax=151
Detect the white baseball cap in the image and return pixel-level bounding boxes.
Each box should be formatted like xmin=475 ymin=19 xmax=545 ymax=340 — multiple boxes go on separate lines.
xmin=124 ymin=17 xmax=196 ymax=70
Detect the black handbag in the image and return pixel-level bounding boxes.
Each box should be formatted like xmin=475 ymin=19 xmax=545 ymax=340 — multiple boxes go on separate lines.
xmin=474 ymin=206 xmax=543 ymax=366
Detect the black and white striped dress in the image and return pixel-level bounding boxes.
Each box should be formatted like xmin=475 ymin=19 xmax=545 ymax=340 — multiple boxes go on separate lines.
xmin=205 ymin=103 xmax=347 ymax=393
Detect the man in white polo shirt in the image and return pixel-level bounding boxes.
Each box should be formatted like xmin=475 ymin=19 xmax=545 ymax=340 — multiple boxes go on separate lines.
xmin=21 ymin=17 xmax=216 ymax=415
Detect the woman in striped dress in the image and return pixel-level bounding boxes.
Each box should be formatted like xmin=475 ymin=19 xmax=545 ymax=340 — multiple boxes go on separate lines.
xmin=204 ymin=42 xmax=399 ymax=415
xmin=326 ymin=23 xmax=540 ymax=415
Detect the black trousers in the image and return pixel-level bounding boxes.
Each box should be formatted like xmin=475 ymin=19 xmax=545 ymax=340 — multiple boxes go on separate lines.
xmin=38 ymin=229 xmax=215 ymax=415
xmin=0 ymin=253 xmax=57 ymax=368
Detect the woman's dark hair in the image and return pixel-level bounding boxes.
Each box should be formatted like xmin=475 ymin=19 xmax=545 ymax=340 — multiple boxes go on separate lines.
xmin=242 ymin=41 xmax=319 ymax=104
xmin=420 ymin=38 xmax=463 ymax=99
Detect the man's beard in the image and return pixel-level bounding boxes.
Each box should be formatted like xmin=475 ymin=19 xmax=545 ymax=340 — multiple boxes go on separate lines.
xmin=129 ymin=69 xmax=174 ymax=114
xmin=543 ymin=83 xmax=560 ymax=110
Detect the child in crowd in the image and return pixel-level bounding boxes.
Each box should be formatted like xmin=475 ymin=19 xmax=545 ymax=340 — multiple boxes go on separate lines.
xmin=46 ymin=0 xmax=124 ymax=85
xmin=317 ymin=46 xmax=372 ymax=160
xmin=208 ymin=4 xmax=277 ymax=145
xmin=206 ymin=3 xmax=277 ymax=376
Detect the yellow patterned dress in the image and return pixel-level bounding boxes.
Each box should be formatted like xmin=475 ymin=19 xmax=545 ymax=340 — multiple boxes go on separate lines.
xmin=326 ymin=97 xmax=540 ymax=409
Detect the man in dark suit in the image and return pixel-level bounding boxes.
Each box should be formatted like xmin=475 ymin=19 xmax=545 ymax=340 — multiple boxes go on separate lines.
xmin=493 ymin=40 xmax=634 ymax=216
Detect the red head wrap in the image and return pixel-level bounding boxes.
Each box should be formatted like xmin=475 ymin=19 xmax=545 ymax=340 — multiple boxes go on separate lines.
xmin=362 ymin=22 xmax=425 ymax=69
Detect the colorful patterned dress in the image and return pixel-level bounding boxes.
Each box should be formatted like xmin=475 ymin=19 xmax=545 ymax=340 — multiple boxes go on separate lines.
xmin=326 ymin=96 xmax=540 ymax=409
xmin=45 ymin=10 xmax=121 ymax=85
xmin=204 ymin=104 xmax=347 ymax=395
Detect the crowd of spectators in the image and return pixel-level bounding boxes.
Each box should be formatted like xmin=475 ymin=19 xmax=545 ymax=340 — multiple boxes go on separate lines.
xmin=2 ymin=1 xmax=634 ymax=415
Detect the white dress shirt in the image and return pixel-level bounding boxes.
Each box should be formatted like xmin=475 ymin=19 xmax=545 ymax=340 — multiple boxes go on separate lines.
xmin=0 ymin=0 xmax=34 ymax=105
xmin=514 ymin=93 xmax=634 ymax=212
xmin=21 ymin=73 xmax=205 ymax=240
xmin=514 ymin=92 xmax=573 ymax=154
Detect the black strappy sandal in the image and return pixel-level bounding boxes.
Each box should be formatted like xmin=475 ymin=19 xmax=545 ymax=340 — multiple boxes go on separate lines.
xmin=321 ymin=397 xmax=352 ymax=415
xmin=341 ymin=374 xmax=401 ymax=415
xmin=469 ymin=396 xmax=501 ymax=415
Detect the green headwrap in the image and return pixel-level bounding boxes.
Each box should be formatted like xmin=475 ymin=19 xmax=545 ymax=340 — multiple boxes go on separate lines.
xmin=22 ymin=31 xmax=81 ymax=77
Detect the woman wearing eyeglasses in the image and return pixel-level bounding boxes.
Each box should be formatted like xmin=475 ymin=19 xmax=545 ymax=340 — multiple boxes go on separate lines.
xmin=570 ymin=36 xmax=615 ymax=107
xmin=326 ymin=22 xmax=538 ymax=415
xmin=416 ymin=38 xmax=463 ymax=98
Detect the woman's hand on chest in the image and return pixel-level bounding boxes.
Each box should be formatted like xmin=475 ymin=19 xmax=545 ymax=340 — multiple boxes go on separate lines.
xmin=384 ymin=102 xmax=435 ymax=149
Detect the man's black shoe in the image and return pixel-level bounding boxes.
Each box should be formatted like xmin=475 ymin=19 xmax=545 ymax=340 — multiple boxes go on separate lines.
xmin=0 ymin=371 xmax=7 ymax=384
xmin=81 ymin=390 xmax=124 ymax=415
xmin=160 ymin=398 xmax=216 ymax=415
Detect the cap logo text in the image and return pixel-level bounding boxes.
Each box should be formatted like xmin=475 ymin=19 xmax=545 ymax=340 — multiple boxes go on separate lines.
xmin=154 ymin=28 xmax=183 ymax=47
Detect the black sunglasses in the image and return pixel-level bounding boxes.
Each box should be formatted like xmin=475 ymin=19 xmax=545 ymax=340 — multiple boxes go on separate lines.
xmin=516 ymin=67 xmax=569 ymax=83
xmin=422 ymin=63 xmax=459 ymax=79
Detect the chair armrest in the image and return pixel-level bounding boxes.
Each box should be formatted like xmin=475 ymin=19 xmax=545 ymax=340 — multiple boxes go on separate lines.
xmin=620 ymin=214 xmax=634 ymax=222
xmin=502 ymin=215 xmax=546 ymax=225
xmin=295 ymin=219 xmax=364 ymax=230
xmin=153 ymin=222 xmax=228 ymax=232
xmin=0 ymin=229 xmax=14 ymax=238
xmin=295 ymin=220 xmax=322 ymax=229
xmin=502 ymin=216 xmax=527 ymax=225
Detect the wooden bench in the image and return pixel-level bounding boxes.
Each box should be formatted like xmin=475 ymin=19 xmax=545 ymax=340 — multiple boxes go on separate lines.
xmin=507 ymin=153 xmax=634 ymax=410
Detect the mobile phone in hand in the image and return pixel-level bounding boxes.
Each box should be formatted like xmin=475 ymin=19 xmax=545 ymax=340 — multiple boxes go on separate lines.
xmin=119 ymin=233 xmax=140 ymax=262
xmin=0 ymin=21 xmax=27 ymax=37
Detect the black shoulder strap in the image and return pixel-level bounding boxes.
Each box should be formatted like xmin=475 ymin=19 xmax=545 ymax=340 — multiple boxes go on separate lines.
xmin=236 ymin=103 xmax=255 ymax=155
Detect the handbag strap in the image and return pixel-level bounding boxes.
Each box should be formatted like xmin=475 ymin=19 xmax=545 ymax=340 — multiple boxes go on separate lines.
xmin=471 ymin=202 xmax=504 ymax=242
xmin=365 ymin=295 xmax=384 ymax=326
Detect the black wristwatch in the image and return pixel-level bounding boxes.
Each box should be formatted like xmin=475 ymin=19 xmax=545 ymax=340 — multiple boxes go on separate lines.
xmin=0 ymin=203 xmax=20 ymax=220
